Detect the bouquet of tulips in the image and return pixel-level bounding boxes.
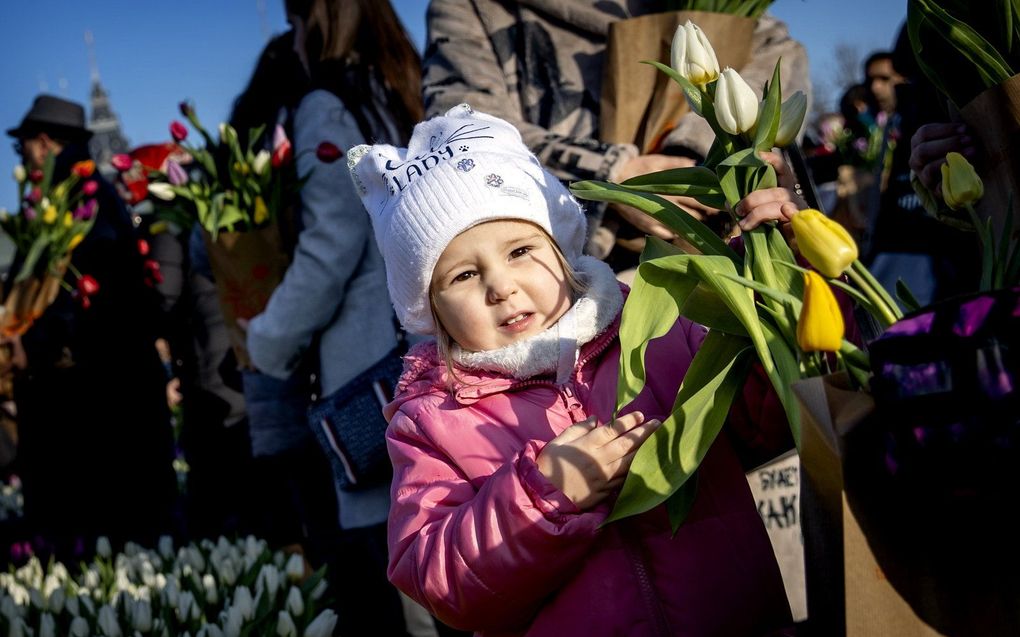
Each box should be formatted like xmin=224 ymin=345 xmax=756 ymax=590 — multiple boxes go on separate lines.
xmin=664 ymin=0 xmax=773 ymax=17
xmin=570 ymin=21 xmax=897 ymax=527
xmin=0 ymin=156 xmax=101 ymax=339
xmin=0 ymin=535 xmax=336 ymax=637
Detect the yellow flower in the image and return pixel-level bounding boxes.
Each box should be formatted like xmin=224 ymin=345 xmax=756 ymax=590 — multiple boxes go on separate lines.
xmin=53 ymin=183 xmax=68 ymax=201
xmin=254 ymin=196 xmax=269 ymax=225
xmin=940 ymin=151 xmax=983 ymax=210
xmin=69 ymin=233 xmax=84 ymax=250
xmin=43 ymin=205 xmax=58 ymax=224
xmin=790 ymin=209 xmax=858 ymax=278
xmin=797 ymin=270 xmax=845 ymax=353
xmin=234 ymin=161 xmax=250 ymax=176
xmin=63 ymin=212 xmax=72 ymax=228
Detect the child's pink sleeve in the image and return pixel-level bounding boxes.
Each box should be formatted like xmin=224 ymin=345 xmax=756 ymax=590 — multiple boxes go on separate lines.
xmin=385 ymin=405 xmax=603 ymax=632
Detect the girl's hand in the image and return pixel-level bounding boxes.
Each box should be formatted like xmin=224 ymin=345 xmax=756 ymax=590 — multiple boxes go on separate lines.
xmin=909 ymin=123 xmax=978 ymax=195
xmin=734 ymin=152 xmax=805 ymax=231
xmin=536 ymin=411 xmax=661 ymax=510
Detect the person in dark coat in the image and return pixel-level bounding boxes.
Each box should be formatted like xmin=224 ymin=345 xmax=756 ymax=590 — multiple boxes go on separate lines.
xmin=2 ymin=95 xmax=177 ymax=560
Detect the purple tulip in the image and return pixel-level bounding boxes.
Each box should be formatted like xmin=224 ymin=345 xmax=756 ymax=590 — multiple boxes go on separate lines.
xmin=24 ymin=206 xmax=36 ymax=220
xmin=166 ymin=160 xmax=188 ymax=186
xmin=74 ymin=199 xmax=98 ymax=221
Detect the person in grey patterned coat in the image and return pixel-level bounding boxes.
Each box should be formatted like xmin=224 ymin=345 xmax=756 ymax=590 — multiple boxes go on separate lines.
xmin=423 ymin=0 xmax=811 ymax=268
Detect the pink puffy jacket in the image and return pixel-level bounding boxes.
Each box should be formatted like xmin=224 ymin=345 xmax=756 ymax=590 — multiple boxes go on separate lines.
xmin=384 ymin=312 xmax=792 ymax=636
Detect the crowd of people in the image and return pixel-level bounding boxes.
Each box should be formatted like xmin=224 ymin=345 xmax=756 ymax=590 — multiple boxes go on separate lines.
xmin=0 ymin=1 xmax=992 ymax=636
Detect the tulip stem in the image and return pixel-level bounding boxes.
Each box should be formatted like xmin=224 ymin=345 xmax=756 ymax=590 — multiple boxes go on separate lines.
xmin=845 ymin=263 xmax=899 ymax=328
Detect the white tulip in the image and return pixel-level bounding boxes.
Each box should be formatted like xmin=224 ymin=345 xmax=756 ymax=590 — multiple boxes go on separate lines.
xmin=0 ymin=596 xmax=18 ymax=621
xmin=98 ymin=603 xmax=122 ymax=637
xmin=310 ymin=578 xmax=328 ymax=601
xmin=275 ymin=610 xmax=297 ymax=637
xmin=39 ymin=612 xmax=56 ymax=637
xmin=148 ymin=183 xmax=176 ymax=201
xmin=69 ymin=616 xmax=89 ymax=637
xmin=12 ymin=165 xmax=26 ymax=184
xmin=232 ymin=586 xmax=254 ymax=621
xmin=257 ymin=565 xmax=280 ymax=599
xmin=303 ymin=610 xmax=338 ymax=637
xmin=714 ymin=68 xmax=759 ymax=136
xmin=775 ymin=91 xmax=808 ymax=147
xmin=80 ymin=595 xmax=95 ymax=616
xmin=217 ymin=559 xmax=237 ymax=587
xmin=158 ymin=536 xmax=174 ymax=560
xmin=177 ymin=591 xmax=195 ymax=623
xmin=202 ymin=574 xmax=218 ymax=605
xmin=65 ymin=594 xmax=79 ymax=617
xmin=284 ymin=554 xmax=304 ymax=582
xmin=96 ymin=536 xmax=113 ymax=559
xmin=284 ymin=586 xmax=303 ymax=617
xmin=7 ymin=617 xmax=26 ymax=637
xmin=223 ymin=606 xmax=244 ymax=637
xmin=28 ymin=589 xmax=44 ymax=610
xmin=47 ymin=588 xmax=64 ymax=615
xmin=253 ymin=150 xmax=271 ymax=176
xmin=132 ymin=599 xmax=153 ymax=632
xmin=670 ymin=20 xmax=720 ymax=87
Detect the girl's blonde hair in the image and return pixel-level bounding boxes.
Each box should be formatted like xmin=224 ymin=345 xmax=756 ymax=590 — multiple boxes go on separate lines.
xmin=428 ymin=228 xmax=588 ymax=386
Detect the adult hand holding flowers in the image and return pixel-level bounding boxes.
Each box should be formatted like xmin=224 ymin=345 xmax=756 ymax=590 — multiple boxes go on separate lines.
xmin=909 ymin=122 xmax=978 ymax=195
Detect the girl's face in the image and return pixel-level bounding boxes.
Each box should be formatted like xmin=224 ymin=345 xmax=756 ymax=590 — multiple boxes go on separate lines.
xmin=431 ymin=220 xmax=572 ymax=353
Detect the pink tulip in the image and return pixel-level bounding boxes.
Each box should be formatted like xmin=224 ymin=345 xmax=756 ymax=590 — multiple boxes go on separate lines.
xmin=166 ymin=160 xmax=188 ymax=186
xmin=26 ymin=187 xmax=41 ymax=204
xmin=170 ymin=121 xmax=188 ymax=142
xmin=82 ymin=180 xmax=99 ymax=196
xmin=24 ymin=207 xmax=37 ymax=221
xmin=111 ymin=154 xmax=133 ymax=172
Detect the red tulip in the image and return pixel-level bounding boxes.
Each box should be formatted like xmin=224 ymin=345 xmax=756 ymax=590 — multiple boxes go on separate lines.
xmin=72 ymin=160 xmax=95 ymax=178
xmin=316 ymin=142 xmax=343 ymax=163
xmin=137 ymin=239 xmax=150 ymax=256
xmin=111 ymin=154 xmax=133 ymax=172
xmin=78 ymin=275 xmax=100 ymax=295
xmin=28 ymin=169 xmax=44 ymax=183
xmin=26 ymin=187 xmax=41 ymax=204
xmin=144 ymin=259 xmax=164 ymax=285
xmin=271 ymin=124 xmax=292 ymax=168
xmin=170 ymin=121 xmax=188 ymax=142
xmin=82 ymin=180 xmax=99 ymax=196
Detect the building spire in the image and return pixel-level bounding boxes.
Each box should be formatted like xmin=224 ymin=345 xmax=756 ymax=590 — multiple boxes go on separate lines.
xmin=83 ymin=30 xmax=130 ymax=174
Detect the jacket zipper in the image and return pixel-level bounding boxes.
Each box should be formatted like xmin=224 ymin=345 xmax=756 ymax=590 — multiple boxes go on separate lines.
xmin=622 ymin=526 xmax=672 ymax=636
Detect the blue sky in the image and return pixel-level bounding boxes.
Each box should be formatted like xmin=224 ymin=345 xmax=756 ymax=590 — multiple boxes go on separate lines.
xmin=0 ymin=0 xmax=906 ymax=210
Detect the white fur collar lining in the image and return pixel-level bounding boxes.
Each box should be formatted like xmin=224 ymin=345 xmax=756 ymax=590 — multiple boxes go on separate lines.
xmin=452 ymin=255 xmax=623 ymax=383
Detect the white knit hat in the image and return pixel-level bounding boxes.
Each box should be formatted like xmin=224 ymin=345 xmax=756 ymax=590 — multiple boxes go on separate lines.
xmin=347 ymin=104 xmax=587 ymax=335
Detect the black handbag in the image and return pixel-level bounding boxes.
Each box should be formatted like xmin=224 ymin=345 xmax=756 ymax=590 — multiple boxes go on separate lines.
xmin=308 ymin=342 xmax=406 ymax=491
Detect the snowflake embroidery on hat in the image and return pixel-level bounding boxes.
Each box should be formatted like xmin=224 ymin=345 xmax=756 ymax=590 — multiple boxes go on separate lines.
xmin=456 ymin=158 xmax=475 ymax=172
xmin=485 ymin=174 xmax=504 ymax=188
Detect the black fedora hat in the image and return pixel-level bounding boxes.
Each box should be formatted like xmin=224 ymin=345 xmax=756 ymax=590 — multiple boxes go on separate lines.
xmin=6 ymin=94 xmax=93 ymax=142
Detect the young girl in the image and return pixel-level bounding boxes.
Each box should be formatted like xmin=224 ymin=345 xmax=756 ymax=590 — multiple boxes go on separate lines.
xmin=349 ymin=104 xmax=799 ymax=636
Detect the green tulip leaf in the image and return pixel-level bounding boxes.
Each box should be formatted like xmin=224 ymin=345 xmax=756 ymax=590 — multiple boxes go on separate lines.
xmin=765 ymin=221 xmax=803 ymax=298
xmin=640 ymin=235 xmax=687 ymax=261
xmin=644 ymin=60 xmax=704 ymax=115
xmin=895 ymin=279 xmax=922 ymax=313
xmin=620 ymin=166 xmax=728 ymax=209
xmin=667 ymin=472 xmax=699 ymax=534
xmin=754 ymin=61 xmax=783 ymax=152
xmin=570 ymin=180 xmax=738 ymax=260
xmin=606 ymin=330 xmax=752 ymax=523
xmin=758 ymin=320 xmax=802 ymax=446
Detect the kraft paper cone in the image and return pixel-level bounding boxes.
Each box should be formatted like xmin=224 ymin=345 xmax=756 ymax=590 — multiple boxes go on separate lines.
xmin=203 ymin=225 xmax=289 ymax=370
xmin=0 ymin=258 xmax=70 ymax=337
xmin=961 ymin=74 xmax=1020 ymax=235
xmin=600 ymin=11 xmax=754 ymax=154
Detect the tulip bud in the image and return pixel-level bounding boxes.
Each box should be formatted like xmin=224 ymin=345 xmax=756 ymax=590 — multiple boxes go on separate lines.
xmin=202 ymin=574 xmax=218 ymax=605
xmin=790 ymin=209 xmax=859 ymax=278
xmin=714 ymin=68 xmax=759 ymax=136
xmin=276 ymin=610 xmax=297 ymax=637
xmin=7 ymin=617 xmax=26 ymax=637
xmin=224 ymin=606 xmax=244 ymax=637
xmin=132 ymin=599 xmax=153 ymax=632
xmin=98 ymin=604 xmax=122 ymax=637
xmin=316 ymin=141 xmax=343 ymax=164
xmin=252 ymin=149 xmax=271 ymax=176
xmin=253 ymin=196 xmax=269 ymax=225
xmin=77 ymin=275 xmax=100 ymax=297
xmin=28 ymin=170 xmax=44 ymax=184
xmin=13 ymin=165 xmax=26 ymax=183
xmin=96 ymin=536 xmax=112 ymax=559
xmin=940 ymin=151 xmax=984 ymax=210
xmin=158 ymin=535 xmax=174 ymax=560
xmin=233 ymin=586 xmax=254 ymax=621
xmin=179 ymin=101 xmax=195 ymax=118
xmin=72 ymin=160 xmax=96 ymax=178
xmin=47 ymin=588 xmax=65 ymax=614
xmin=39 ymin=612 xmax=56 ymax=637
xmin=775 ymin=91 xmax=808 ymax=147
xmin=111 ymin=154 xmax=133 ymax=172
xmin=167 ymin=160 xmax=189 ymax=186
xmin=797 ymin=271 xmax=845 ymax=352
xmin=670 ymin=21 xmax=720 ymax=87
xmin=271 ymin=125 xmax=292 ymax=168
xmin=69 ymin=616 xmax=88 ymax=637
xmin=303 ymin=610 xmax=338 ymax=637
xmin=43 ymin=206 xmax=58 ymax=225
xmin=285 ymin=586 xmax=303 ymax=617
xmin=284 ymin=553 xmax=304 ymax=582
xmin=170 ymin=121 xmax=188 ymax=142
xmin=148 ymin=183 xmax=176 ymax=201
xmin=80 ymin=180 xmax=98 ymax=197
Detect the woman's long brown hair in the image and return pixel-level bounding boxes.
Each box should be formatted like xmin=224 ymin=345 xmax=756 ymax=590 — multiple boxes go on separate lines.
xmin=285 ymin=0 xmax=423 ymax=142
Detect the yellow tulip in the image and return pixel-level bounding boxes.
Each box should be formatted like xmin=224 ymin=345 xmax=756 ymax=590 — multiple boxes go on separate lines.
xmin=797 ymin=270 xmax=844 ymax=353
xmin=790 ymin=209 xmax=858 ymax=278
xmin=940 ymin=151 xmax=983 ymax=210
xmin=53 ymin=183 xmax=68 ymax=201
xmin=63 ymin=212 xmax=72 ymax=228
xmin=254 ymin=196 xmax=269 ymax=225
xmin=43 ymin=205 xmax=58 ymax=224
xmin=234 ymin=161 xmax=250 ymax=176
xmin=69 ymin=233 xmax=84 ymax=250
